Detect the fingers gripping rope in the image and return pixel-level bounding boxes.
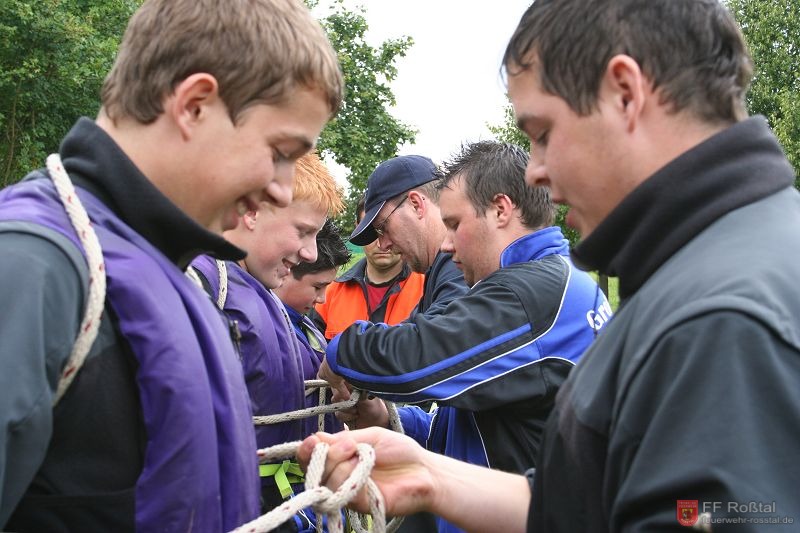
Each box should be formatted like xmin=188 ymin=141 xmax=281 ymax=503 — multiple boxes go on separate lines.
xmin=247 ymin=383 xmax=405 ymax=532
xmin=232 ymin=442 xmax=386 ymax=533
xmin=47 ymin=154 xmax=107 ymax=406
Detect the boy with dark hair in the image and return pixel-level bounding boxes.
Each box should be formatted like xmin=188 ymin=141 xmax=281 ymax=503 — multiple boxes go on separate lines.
xmin=0 ymin=0 xmax=343 ymax=530
xmin=273 ymin=219 xmax=351 ymax=436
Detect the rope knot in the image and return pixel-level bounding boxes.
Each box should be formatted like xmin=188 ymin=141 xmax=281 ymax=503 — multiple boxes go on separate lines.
xmin=231 ymin=440 xmax=394 ymax=533
xmin=305 ymin=442 xmax=376 ymax=516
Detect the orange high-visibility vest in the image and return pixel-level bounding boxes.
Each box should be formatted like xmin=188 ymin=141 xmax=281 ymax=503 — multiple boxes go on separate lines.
xmin=315 ymin=271 xmax=425 ymax=340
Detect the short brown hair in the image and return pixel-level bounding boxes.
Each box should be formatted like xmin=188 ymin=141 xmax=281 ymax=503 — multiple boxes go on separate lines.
xmin=293 ymin=152 xmax=345 ymax=217
xmin=102 ymin=0 xmax=343 ymax=124
xmin=436 ymin=141 xmax=554 ymax=229
xmin=504 ymin=0 xmax=752 ymax=124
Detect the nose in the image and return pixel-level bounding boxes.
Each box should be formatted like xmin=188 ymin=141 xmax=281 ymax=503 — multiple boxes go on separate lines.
xmin=377 ymin=234 xmax=393 ymax=250
xmin=299 ymin=239 xmax=318 ymax=263
xmin=440 ymin=231 xmax=455 ymax=254
xmin=263 ymin=162 xmax=294 ymax=208
xmin=525 ymin=154 xmax=549 ymax=188
xmin=315 ymin=292 xmax=326 ymax=305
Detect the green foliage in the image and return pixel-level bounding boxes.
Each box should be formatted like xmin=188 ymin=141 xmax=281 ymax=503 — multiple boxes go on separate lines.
xmin=312 ymin=1 xmax=417 ymax=233
xmin=727 ymin=0 xmax=800 ymax=187
xmin=488 ymin=105 xmax=581 ymax=247
xmin=2 ymin=0 xmax=416 ymax=216
xmin=0 ymin=0 xmax=141 ymax=186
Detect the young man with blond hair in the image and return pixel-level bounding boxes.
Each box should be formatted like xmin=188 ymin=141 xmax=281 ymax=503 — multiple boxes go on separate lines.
xmin=0 ymin=0 xmax=342 ymax=530
xmin=191 ymin=151 xmax=344 ymax=530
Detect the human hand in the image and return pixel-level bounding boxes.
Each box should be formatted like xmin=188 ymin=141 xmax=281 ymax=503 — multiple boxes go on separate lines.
xmin=297 ymin=427 xmax=435 ymax=517
xmin=336 ymin=395 xmax=390 ymax=429
xmin=317 ymin=358 xmax=352 ymax=401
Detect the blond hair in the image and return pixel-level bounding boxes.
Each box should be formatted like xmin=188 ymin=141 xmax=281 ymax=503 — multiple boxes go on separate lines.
xmin=101 ymin=0 xmax=343 ymax=124
xmin=293 ymin=152 xmax=344 ymax=216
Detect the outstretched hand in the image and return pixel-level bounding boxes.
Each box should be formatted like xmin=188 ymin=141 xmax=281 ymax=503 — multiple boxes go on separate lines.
xmin=298 ymin=428 xmax=532 ymax=533
xmin=297 ymin=427 xmax=435 ymax=518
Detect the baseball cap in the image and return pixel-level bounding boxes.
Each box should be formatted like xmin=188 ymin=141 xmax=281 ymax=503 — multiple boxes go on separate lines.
xmin=349 ymin=155 xmax=436 ymax=246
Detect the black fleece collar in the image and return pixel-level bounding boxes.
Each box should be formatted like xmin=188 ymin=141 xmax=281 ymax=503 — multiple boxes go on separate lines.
xmin=571 ymin=116 xmax=795 ymax=301
xmin=59 ymin=118 xmax=245 ymax=269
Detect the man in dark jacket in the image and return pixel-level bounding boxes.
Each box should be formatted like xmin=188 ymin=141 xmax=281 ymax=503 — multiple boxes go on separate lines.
xmin=329 ymin=154 xmax=471 ymax=532
xmin=299 ymin=1 xmax=800 ymax=532
xmin=319 ymin=141 xmax=609 ymax=533
xmin=347 ymin=155 xmax=469 ymax=318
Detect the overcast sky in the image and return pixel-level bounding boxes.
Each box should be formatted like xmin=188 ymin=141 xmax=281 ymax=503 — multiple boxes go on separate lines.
xmin=313 ymin=1 xmax=533 ymax=185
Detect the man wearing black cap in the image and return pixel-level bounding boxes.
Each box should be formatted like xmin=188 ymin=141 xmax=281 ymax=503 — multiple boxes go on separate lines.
xmin=349 ymin=154 xmax=468 ymax=317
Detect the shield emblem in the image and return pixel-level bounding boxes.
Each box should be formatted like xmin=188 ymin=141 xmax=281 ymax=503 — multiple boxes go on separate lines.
xmin=677 ymin=500 xmax=699 ymax=526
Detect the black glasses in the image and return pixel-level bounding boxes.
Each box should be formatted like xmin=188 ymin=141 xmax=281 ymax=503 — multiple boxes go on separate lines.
xmin=374 ymin=195 xmax=408 ymax=237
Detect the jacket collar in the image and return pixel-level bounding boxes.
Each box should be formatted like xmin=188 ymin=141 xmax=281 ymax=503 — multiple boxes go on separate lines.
xmin=571 ymin=116 xmax=795 ymax=300
xmin=500 ymin=226 xmax=570 ymax=268
xmin=60 ymin=118 xmax=245 ymax=269
xmin=337 ymin=256 xmax=413 ymax=284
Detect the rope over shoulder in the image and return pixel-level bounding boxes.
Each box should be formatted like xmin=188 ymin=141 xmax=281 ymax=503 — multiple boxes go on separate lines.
xmin=47 ymin=153 xmax=107 ymax=406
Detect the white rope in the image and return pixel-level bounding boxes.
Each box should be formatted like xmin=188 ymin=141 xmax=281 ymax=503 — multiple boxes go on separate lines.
xmin=216 ymin=259 xmax=228 ymax=309
xmin=184 ymin=266 xmax=204 ymax=288
xmin=233 ymin=442 xmax=391 ymax=533
xmin=254 ymin=387 xmax=405 ymax=437
xmin=250 ymin=383 xmax=405 ymax=533
xmin=301 ymin=380 xmax=330 ymax=433
xmin=254 ymin=389 xmax=365 ymax=425
xmin=47 ymin=154 xmax=107 ymax=406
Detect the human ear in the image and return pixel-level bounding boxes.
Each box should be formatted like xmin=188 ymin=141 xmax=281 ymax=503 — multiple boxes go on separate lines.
xmin=602 ymin=54 xmax=646 ymax=132
xmin=492 ymin=193 xmax=515 ymax=228
xmin=243 ymin=210 xmax=258 ymax=230
xmin=165 ymin=73 xmax=220 ymax=141
xmin=408 ymin=190 xmax=426 ymax=219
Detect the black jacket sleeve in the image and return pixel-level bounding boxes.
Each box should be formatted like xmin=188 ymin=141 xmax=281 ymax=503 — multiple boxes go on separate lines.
xmin=327 ymin=263 xmax=575 ymax=411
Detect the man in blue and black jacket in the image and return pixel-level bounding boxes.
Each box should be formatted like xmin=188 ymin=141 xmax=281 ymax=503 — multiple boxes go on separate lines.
xmin=319 ymin=140 xmax=611 ymax=533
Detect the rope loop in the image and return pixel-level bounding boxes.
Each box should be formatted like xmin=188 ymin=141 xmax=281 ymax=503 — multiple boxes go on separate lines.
xmin=245 ymin=383 xmax=405 ymax=532
xmin=231 ymin=442 xmax=389 ymax=533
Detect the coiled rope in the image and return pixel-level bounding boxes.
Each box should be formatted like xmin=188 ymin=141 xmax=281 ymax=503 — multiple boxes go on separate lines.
xmin=249 ymin=384 xmax=404 ymax=533
xmin=47 ymin=154 xmax=107 ymax=406
xmin=233 ymin=441 xmax=386 ymax=533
